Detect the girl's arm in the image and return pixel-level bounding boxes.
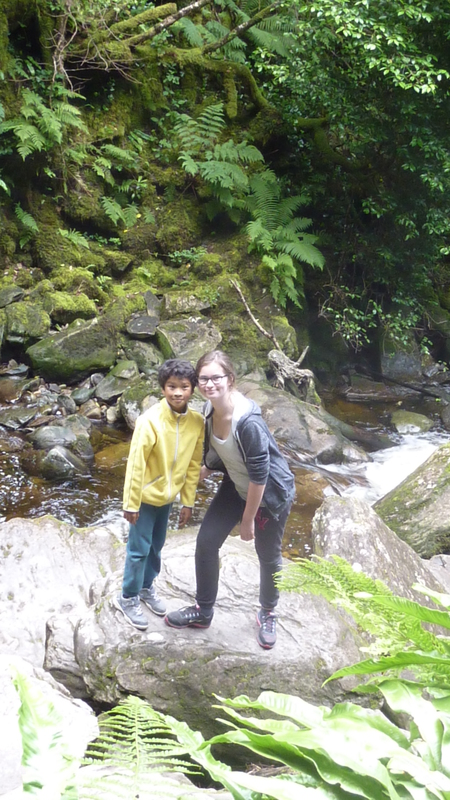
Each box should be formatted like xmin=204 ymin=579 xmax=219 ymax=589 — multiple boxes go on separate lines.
xmin=240 ymin=481 xmax=266 ymax=541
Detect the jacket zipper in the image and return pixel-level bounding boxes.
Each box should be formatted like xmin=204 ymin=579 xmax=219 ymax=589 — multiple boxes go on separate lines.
xmin=168 ymin=415 xmax=180 ymax=500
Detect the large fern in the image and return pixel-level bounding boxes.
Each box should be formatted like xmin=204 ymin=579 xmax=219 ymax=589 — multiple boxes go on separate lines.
xmin=278 ymin=555 xmax=450 ymax=687
xmin=244 ymin=170 xmax=324 ymax=307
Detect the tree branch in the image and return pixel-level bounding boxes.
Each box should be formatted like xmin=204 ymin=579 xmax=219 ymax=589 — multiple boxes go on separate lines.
xmin=230 ymin=279 xmax=282 ymax=350
xmin=202 ymin=1 xmax=283 ymax=55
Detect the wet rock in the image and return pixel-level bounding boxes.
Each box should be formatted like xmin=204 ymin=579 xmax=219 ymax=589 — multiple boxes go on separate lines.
xmin=78 ymin=398 xmax=103 ymax=419
xmin=57 ymin=394 xmax=78 ymax=415
xmin=106 ymin=404 xmax=121 ymax=425
xmin=26 ymin=318 xmax=119 ymax=383
xmin=375 ymin=442 xmax=450 ymax=558
xmin=121 ymin=339 xmax=162 ymax=374
xmin=0 ymin=285 xmax=24 ymax=308
xmin=0 ymin=360 xmax=28 ymax=376
xmin=41 ymin=446 xmax=90 ymax=478
xmin=5 ymin=301 xmax=51 ymax=344
xmin=156 ymin=317 xmax=222 ymax=362
xmin=0 ymin=407 xmax=38 ymax=430
xmin=390 ymin=409 xmax=434 ymax=434
xmin=126 ymin=312 xmax=159 ymax=338
xmin=70 ymin=386 xmax=95 ymax=405
xmin=117 ymin=378 xmax=159 ymax=429
xmin=164 ymin=292 xmax=211 ymax=316
xmin=94 ymin=360 xmax=140 ymax=403
xmin=143 ymin=290 xmax=162 ymax=314
xmin=31 ymin=425 xmax=78 ymax=450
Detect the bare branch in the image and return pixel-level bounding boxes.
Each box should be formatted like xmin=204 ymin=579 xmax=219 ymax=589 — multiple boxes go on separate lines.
xmin=230 ymin=279 xmax=282 ymax=351
xmin=202 ymin=1 xmax=283 ymax=55
xmin=127 ymin=0 xmax=213 ymax=46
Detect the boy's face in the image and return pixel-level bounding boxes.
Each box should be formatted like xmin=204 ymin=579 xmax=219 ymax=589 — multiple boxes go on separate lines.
xmin=162 ymin=375 xmax=194 ymax=413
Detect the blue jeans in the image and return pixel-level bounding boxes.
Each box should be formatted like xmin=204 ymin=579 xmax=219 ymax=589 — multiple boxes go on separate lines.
xmin=122 ymin=501 xmax=172 ymax=597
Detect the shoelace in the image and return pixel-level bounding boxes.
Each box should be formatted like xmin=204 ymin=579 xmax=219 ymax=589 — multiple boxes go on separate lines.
xmin=260 ymin=612 xmax=276 ymax=632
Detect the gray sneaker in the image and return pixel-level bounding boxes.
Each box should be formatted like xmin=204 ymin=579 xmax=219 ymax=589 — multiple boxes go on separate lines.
xmin=114 ymin=594 xmax=148 ymax=630
xmin=140 ymin=585 xmax=166 ymax=616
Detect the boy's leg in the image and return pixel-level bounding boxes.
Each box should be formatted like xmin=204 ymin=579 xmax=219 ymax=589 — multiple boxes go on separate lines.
xmin=122 ymin=502 xmax=159 ymax=597
xmin=142 ymin=502 xmax=172 ymax=588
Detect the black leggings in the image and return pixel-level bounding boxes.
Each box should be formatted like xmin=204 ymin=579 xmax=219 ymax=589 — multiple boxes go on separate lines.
xmin=195 ymin=478 xmax=290 ymax=611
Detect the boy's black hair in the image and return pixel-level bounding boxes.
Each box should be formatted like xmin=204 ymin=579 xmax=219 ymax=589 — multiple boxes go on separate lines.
xmin=158 ymin=359 xmax=197 ymax=389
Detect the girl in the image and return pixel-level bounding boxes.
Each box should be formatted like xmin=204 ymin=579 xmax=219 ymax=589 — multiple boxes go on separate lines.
xmin=165 ymin=350 xmax=295 ymax=648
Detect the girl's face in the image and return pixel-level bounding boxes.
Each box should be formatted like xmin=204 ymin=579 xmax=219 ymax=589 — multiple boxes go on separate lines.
xmin=197 ymin=361 xmax=232 ymax=401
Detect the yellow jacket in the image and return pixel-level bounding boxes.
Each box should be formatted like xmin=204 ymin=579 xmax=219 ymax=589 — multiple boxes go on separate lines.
xmin=123 ymin=398 xmax=204 ymax=511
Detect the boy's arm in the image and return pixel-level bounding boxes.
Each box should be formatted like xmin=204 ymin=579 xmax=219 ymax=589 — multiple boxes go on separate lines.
xmin=179 ymin=422 xmax=205 ymax=508
xmin=123 ymin=415 xmax=156 ymax=513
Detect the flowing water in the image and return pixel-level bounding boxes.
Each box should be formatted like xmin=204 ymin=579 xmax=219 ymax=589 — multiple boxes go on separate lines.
xmin=1 ymin=395 xmax=449 ymax=559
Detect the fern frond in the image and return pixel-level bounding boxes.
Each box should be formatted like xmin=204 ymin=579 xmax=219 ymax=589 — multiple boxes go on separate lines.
xmin=278 ymin=236 xmax=325 ymax=268
xmin=15 ymin=204 xmax=39 ymax=233
xmin=199 ymin=160 xmax=248 ymax=191
xmin=178 ymin=152 xmax=199 ymax=175
xmin=59 ymin=228 xmax=91 ymax=249
xmin=175 ymin=16 xmax=206 ymax=46
xmin=247 ymin=26 xmax=290 ymax=57
xmin=101 ymin=144 xmax=136 ymax=165
xmin=100 ymin=196 xmax=124 ymax=225
xmin=122 ymin=204 xmax=139 ymax=227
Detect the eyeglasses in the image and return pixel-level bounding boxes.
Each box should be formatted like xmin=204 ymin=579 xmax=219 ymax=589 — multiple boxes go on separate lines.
xmin=198 ymin=374 xmax=228 ymax=386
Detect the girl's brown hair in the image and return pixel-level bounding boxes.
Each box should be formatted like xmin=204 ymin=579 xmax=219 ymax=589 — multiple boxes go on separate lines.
xmin=196 ymin=350 xmax=236 ymax=388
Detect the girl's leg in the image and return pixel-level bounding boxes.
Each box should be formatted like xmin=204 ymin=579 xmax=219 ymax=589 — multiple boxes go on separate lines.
xmin=254 ymin=504 xmax=291 ymax=610
xmin=142 ymin=503 xmax=172 ymax=588
xmin=195 ymin=479 xmax=244 ymax=610
xmin=122 ymin=502 xmax=159 ymax=597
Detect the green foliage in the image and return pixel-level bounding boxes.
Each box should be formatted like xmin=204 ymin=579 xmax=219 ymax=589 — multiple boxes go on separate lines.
xmin=278 ymin=555 xmax=450 ymax=688
xmin=167 ymin=246 xmax=207 ymax=266
xmin=100 ymin=196 xmax=139 ymax=228
xmin=0 ymin=88 xmax=87 ymax=160
xmin=245 ymin=170 xmax=324 ymax=307
xmin=15 ymin=204 xmax=39 ymax=249
xmin=13 ymin=668 xmax=79 ymax=798
xmin=174 ymin=103 xmax=264 ymax=212
xmin=59 ymin=228 xmax=91 ymax=250
xmin=13 ymin=668 xmax=450 ymax=800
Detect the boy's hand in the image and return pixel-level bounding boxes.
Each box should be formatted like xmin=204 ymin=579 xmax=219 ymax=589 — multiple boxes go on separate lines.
xmin=124 ymin=510 xmax=139 ymax=525
xmin=179 ymin=506 xmax=192 ymax=527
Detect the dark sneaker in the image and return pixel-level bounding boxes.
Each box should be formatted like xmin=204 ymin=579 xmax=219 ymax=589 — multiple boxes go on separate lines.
xmin=113 ymin=594 xmax=148 ymax=631
xmin=257 ymin=608 xmax=277 ymax=649
xmin=140 ymin=585 xmax=166 ymax=616
xmin=165 ymin=604 xmax=213 ymax=629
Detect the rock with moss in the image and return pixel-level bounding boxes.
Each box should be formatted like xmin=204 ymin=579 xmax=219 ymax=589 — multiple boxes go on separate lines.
xmin=118 ymin=378 xmax=160 ymax=429
xmin=0 ymin=284 xmax=24 ymax=307
xmin=120 ymin=220 xmax=158 ymax=258
xmin=42 ymin=291 xmax=97 ymax=325
xmin=26 ymin=318 xmax=120 ymax=383
xmin=94 ymin=360 xmax=140 ymax=403
xmin=121 ymin=339 xmax=163 ymax=374
xmin=32 ymin=202 xmax=105 ymax=274
xmin=4 ymin=301 xmax=51 ymax=345
xmin=103 ymin=293 xmax=147 ymax=333
xmin=126 ymin=260 xmax=178 ymax=290
xmin=102 ymin=248 xmax=134 ymax=276
xmin=164 ymin=292 xmax=211 ymax=317
xmin=156 ymin=318 xmax=222 ymax=362
xmin=375 ymin=442 xmax=450 ymax=558
xmin=48 ymin=267 xmax=107 ymax=303
xmin=154 ymin=198 xmax=203 ymax=255
xmin=0 ymin=308 xmax=5 ymax=354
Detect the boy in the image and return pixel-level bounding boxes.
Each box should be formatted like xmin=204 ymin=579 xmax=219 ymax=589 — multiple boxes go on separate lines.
xmin=114 ymin=358 xmax=204 ymax=630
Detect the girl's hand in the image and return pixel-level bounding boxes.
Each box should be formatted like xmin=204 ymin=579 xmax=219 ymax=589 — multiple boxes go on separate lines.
xmin=240 ymin=518 xmax=255 ymax=541
xmin=124 ymin=510 xmax=139 ymax=524
xmin=199 ymin=465 xmax=212 ymax=481
xmin=179 ymin=506 xmax=192 ymax=527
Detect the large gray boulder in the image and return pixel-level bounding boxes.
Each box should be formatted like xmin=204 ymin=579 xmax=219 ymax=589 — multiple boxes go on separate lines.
xmin=69 ymin=532 xmax=364 ymax=738
xmin=374 ymin=442 xmax=450 ymax=558
xmin=0 ymin=516 xmax=125 ymax=667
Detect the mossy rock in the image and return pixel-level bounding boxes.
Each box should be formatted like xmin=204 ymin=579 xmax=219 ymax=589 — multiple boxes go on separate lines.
xmin=0 ymin=308 xmax=5 ymax=354
xmin=4 ymin=301 xmax=51 ymax=344
xmin=102 ymin=294 xmax=147 ymax=333
xmin=26 ymin=317 xmax=121 ymax=383
xmin=0 ymin=214 xmax=18 ymax=258
xmin=121 ymin=339 xmax=163 ymax=374
xmin=126 ymin=260 xmax=178 ymax=291
xmin=188 ymin=251 xmax=223 ymax=278
xmin=61 ymin=175 xmax=105 ymax=227
xmin=48 ymin=267 xmax=107 ymax=303
xmin=103 ymin=248 xmax=133 ymax=275
xmin=154 ymin=198 xmax=204 ymax=255
xmin=120 ymin=220 xmax=158 ymax=258
xmin=42 ymin=291 xmax=97 ymax=324
xmin=32 ymin=207 xmax=106 ymax=274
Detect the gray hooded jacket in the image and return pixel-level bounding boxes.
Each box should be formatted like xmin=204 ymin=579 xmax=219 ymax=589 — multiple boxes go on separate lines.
xmin=203 ymin=395 xmax=295 ymax=519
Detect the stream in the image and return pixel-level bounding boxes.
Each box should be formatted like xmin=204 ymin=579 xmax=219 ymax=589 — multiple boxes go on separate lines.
xmin=2 ymin=394 xmax=449 ymax=558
